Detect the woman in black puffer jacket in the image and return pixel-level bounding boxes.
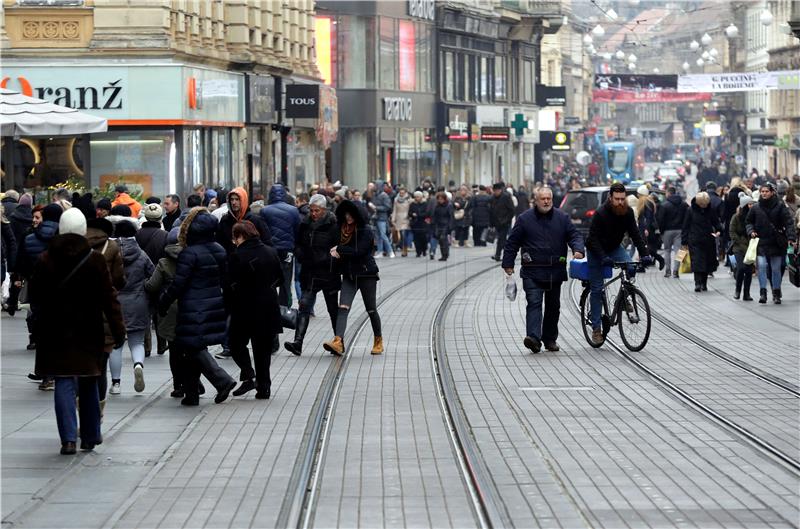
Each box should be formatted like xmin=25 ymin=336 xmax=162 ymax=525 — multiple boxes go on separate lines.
xmin=158 ymin=207 xmax=236 ymax=406
xmin=323 ymin=200 xmax=383 ymax=356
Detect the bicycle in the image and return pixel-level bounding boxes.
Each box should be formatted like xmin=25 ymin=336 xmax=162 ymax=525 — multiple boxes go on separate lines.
xmin=579 ymin=261 xmax=652 ymax=351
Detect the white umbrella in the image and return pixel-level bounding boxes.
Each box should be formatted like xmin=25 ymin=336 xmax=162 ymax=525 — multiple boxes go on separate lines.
xmin=0 ymin=87 xmax=107 ymax=137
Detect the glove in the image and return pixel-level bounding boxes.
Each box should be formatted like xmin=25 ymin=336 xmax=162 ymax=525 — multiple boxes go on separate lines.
xmin=641 ymin=255 xmax=654 ymax=267
xmin=601 ymin=256 xmax=614 ymax=267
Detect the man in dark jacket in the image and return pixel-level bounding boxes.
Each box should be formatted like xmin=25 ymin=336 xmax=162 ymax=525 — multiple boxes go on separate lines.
xmin=585 ymin=183 xmax=651 ymax=344
xmin=656 ymin=186 xmax=689 ymax=278
xmin=285 ymin=194 xmax=341 ymax=356
xmin=159 ymin=208 xmax=237 ymax=406
xmin=216 ymin=187 xmax=272 ymax=256
xmin=746 ymin=182 xmax=797 ymax=304
xmin=490 ymin=182 xmax=515 ymax=261
xmin=227 ymin=220 xmax=284 ymax=399
xmin=515 ymin=185 xmax=530 ymax=217
xmin=502 ymin=187 xmax=584 ymax=353
xmin=163 ymin=194 xmax=182 ymax=232
xmin=373 ymin=180 xmax=394 ymax=258
xmin=469 ymin=186 xmax=492 ymax=247
xmin=136 ymin=203 xmax=168 ymax=265
xmin=260 ymin=183 xmax=301 ymax=306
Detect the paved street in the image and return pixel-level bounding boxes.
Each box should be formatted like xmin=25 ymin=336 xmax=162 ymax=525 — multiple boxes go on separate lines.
xmin=2 ymin=246 xmax=798 ymax=528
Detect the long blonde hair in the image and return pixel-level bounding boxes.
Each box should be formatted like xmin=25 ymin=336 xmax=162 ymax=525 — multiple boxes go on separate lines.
xmin=636 ymin=194 xmax=653 ymax=218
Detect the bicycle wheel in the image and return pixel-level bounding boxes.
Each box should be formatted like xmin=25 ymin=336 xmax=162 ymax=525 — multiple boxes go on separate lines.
xmin=617 ymin=285 xmax=651 ymax=351
xmin=579 ymin=286 xmax=604 ymax=348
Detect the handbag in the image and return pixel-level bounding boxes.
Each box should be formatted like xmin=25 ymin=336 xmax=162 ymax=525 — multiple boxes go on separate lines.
xmin=279 ymin=305 xmax=298 ymax=329
xmin=454 ymin=209 xmax=465 ymax=220
xmin=787 ymin=249 xmax=799 ymax=288
xmin=485 ymin=227 xmax=497 ymax=244
xmin=743 ymin=237 xmax=759 ymax=265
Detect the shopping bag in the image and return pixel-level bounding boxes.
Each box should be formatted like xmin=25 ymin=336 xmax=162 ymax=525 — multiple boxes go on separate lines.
xmin=675 ymin=248 xmax=688 ymax=263
xmin=679 ymin=253 xmax=692 ymax=274
xmin=787 ymin=249 xmax=800 ymax=288
xmin=504 ymin=273 xmax=517 ymax=301
xmin=279 ymin=305 xmax=298 ymax=329
xmin=485 ymin=227 xmax=497 ymax=244
xmin=743 ymin=237 xmax=759 ymax=265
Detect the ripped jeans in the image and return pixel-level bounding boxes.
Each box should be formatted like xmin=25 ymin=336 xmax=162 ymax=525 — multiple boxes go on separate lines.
xmin=334 ymin=276 xmax=381 ymax=338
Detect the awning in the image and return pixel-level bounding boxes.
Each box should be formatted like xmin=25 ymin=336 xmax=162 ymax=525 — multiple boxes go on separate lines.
xmin=0 ymin=87 xmax=107 ymax=137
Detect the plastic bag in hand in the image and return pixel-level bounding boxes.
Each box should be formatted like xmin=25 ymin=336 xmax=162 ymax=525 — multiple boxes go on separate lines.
xmin=504 ymin=273 xmax=517 ymax=302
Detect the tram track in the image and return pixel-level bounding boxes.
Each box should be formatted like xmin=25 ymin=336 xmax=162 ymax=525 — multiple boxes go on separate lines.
xmin=277 ymin=257 xmax=500 ymax=529
xmin=567 ymin=279 xmax=800 ymax=477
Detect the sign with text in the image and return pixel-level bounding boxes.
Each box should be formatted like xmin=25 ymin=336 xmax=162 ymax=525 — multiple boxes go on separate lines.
xmin=447 ymin=108 xmax=469 ymax=141
xmin=536 ymin=85 xmax=566 ymax=106
xmin=480 ymin=126 xmax=510 ymax=141
xmin=750 ymin=134 xmax=776 ymax=146
xmin=408 ymin=0 xmax=435 ymax=20
xmin=678 ymin=70 xmax=800 ymax=93
xmin=383 ymin=97 xmax=413 ymax=121
xmin=285 ymin=84 xmax=319 ymax=118
xmin=593 ymin=74 xmax=711 ymax=103
xmin=540 ymin=130 xmax=571 ymax=151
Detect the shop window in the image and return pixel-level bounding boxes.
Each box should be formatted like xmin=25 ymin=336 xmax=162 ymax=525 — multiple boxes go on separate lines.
xmin=480 ymin=56 xmax=488 ymax=103
xmin=91 ymin=130 xmax=175 ymax=200
xmin=523 ymin=59 xmax=534 ymax=103
xmin=398 ymin=20 xmax=416 ymax=91
xmin=379 ymin=17 xmax=396 ymax=90
xmin=494 ymin=56 xmax=506 ymax=100
xmin=444 ymin=51 xmax=454 ymax=101
xmin=397 ymin=128 xmax=416 ymax=189
xmin=184 ymin=128 xmax=204 ymax=192
xmin=416 ymin=23 xmax=433 ymax=93
xmin=338 ymin=16 xmax=375 ymax=89
xmin=1 ymin=136 xmax=86 ymax=196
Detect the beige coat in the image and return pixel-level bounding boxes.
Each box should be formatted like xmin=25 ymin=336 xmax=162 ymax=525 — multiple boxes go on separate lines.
xmin=391 ymin=194 xmax=411 ymax=231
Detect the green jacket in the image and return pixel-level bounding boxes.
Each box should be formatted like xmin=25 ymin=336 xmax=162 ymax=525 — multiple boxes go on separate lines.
xmin=144 ymin=243 xmax=181 ymax=342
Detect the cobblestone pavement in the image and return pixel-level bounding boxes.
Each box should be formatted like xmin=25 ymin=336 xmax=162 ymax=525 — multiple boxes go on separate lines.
xmin=2 ymin=247 xmax=798 ymax=528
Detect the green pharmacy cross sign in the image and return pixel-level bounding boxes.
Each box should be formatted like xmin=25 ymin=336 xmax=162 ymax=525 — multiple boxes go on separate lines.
xmin=511 ymin=113 xmax=528 ymax=136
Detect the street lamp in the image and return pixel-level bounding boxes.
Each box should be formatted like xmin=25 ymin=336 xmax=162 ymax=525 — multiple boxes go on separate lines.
xmin=653 ymin=67 xmax=660 ymax=74
xmin=615 ymin=49 xmax=625 ymax=60
xmin=682 ymin=62 xmax=691 ymax=71
xmin=701 ymin=32 xmax=712 ymax=46
xmin=592 ymin=24 xmax=605 ymax=37
xmin=760 ymin=9 xmax=773 ymax=27
xmin=709 ymin=48 xmax=719 ymax=58
xmin=628 ymin=62 xmax=636 ymax=71
xmin=583 ymin=34 xmax=593 ymax=45
xmin=602 ymin=52 xmax=613 ymax=60
xmin=690 ymin=40 xmax=700 ymax=51
xmin=696 ymin=57 xmax=704 ymax=67
xmin=701 ymin=50 xmax=710 ymax=60
xmin=725 ymin=24 xmax=739 ymax=39
xmin=628 ymin=53 xmax=637 ymax=63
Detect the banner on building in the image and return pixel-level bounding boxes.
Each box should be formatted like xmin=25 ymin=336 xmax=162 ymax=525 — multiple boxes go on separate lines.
xmin=677 ymin=70 xmax=800 ymax=93
xmin=593 ymin=74 xmax=711 ymax=103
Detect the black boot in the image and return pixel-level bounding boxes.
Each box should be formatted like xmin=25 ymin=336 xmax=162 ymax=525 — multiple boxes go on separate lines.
xmin=694 ymin=273 xmax=702 ymax=292
xmin=284 ymin=313 xmax=310 ymax=356
xmin=701 ymin=275 xmax=708 ymax=291
xmin=733 ymin=287 xmax=741 ymax=300
xmin=759 ymin=288 xmax=767 ymax=303
xmin=773 ymin=289 xmax=782 ymax=304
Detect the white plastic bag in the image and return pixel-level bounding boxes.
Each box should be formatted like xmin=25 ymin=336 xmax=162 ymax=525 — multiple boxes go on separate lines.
xmin=744 ymin=237 xmax=759 ymax=265
xmin=504 ymin=272 xmax=517 ymax=301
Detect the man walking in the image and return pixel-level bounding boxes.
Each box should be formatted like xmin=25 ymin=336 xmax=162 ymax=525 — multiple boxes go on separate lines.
xmin=260 ymin=183 xmax=300 ymax=307
xmin=502 ymin=187 xmax=584 ymax=353
xmin=656 ymin=186 xmax=689 ymax=278
xmin=490 ymin=182 xmax=515 ymax=261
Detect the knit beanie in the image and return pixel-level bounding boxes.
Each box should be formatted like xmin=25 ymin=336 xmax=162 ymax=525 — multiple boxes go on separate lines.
xmin=59 ymin=207 xmax=87 ymax=236
xmin=18 ymin=193 xmax=33 ymax=207
xmin=42 ymin=203 xmax=63 ymax=223
xmin=143 ymin=202 xmax=163 ymax=222
xmin=110 ymin=204 xmax=132 ymax=217
xmin=739 ymin=192 xmax=754 ymax=208
xmin=113 ymin=218 xmax=138 ymax=238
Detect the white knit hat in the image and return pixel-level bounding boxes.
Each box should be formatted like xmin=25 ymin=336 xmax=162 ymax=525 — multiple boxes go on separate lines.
xmin=58 ymin=207 xmax=87 ymax=236
xmin=637 ymin=185 xmax=650 ymax=196
xmin=144 ymin=202 xmax=163 ymax=222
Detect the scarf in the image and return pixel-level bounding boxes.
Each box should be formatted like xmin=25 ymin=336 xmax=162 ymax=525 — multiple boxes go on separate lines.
xmin=340 ymin=222 xmax=355 ymax=246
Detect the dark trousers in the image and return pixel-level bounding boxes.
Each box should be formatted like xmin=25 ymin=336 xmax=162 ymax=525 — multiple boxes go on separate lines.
xmin=473 ymin=225 xmax=488 ymax=246
xmin=55 ymin=376 xmax=101 ymax=444
xmin=299 ymin=285 xmax=339 ymax=335
xmin=335 ymin=277 xmax=380 ymax=338
xmin=734 ymin=252 xmax=753 ymax=295
xmin=522 ymin=278 xmax=562 ymax=342
xmin=230 ymin=322 xmax=273 ymax=391
xmin=98 ymin=352 xmax=109 ymax=400
xmin=168 ymin=340 xmax=184 ymax=391
xmin=412 ymin=228 xmax=428 ymax=256
xmin=436 ymin=229 xmax=450 ymax=259
xmin=277 ymin=250 xmax=294 ymax=307
xmin=454 ymin=226 xmax=469 ymax=246
xmin=182 ymin=346 xmax=235 ymax=397
xmin=494 ymin=225 xmax=509 ymax=259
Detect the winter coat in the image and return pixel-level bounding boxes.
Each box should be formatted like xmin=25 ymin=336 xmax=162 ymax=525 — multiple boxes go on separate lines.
xmin=515 ymin=189 xmax=530 ymax=216
xmin=135 ymin=221 xmax=167 ymax=265
xmin=334 ymin=200 xmax=379 ymax=280
xmin=490 ymin=192 xmax=516 ymax=228
xmin=708 ymin=192 xmax=725 ymax=224
xmin=469 ymin=194 xmax=492 ymax=227
xmin=746 ymin=195 xmax=797 ymax=257
xmin=586 ymin=202 xmax=648 ymax=259
xmin=637 ymin=200 xmax=661 ymax=250
xmin=111 ymin=193 xmax=142 ymax=218
xmin=391 ymin=194 xmax=411 ymax=231
xmin=163 ymin=208 xmax=181 ymax=232
xmin=159 ymin=209 xmax=228 ymax=350
xmin=724 ymin=186 xmax=748 ymax=230
xmin=145 ymin=243 xmax=181 ymax=342
xmin=1 ymin=197 xmax=18 ymax=219
xmin=260 ymin=184 xmax=300 ymax=251
xmin=373 ymin=182 xmax=392 ymax=222
xmin=502 ymin=207 xmax=585 ymax=283
xmin=32 ymin=234 xmax=125 ymax=377
xmin=409 ymin=201 xmax=429 ymax=231
xmin=452 ymin=196 xmax=471 ymax=228
xmin=226 ymin=238 xmax=283 ymax=337
xmin=295 ymin=211 xmax=341 ymax=290
xmin=86 ymin=225 xmax=126 ymax=291
xmin=8 ymin=204 xmax=32 ymax=256
xmin=17 ymin=220 xmax=59 ymax=278
xmin=1 ymin=221 xmax=16 ymax=280
xmin=729 ymin=208 xmax=751 ymax=256
xmin=298 ymin=203 xmax=310 ymax=222
xmin=656 ymin=194 xmax=688 ymax=232
xmin=431 ymin=202 xmax=454 ymax=237
xmin=116 ymin=237 xmax=155 ymax=332
xmin=681 ymin=199 xmax=721 ymax=274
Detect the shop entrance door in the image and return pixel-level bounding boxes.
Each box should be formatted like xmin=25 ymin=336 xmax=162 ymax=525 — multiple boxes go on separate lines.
xmin=381 ymin=145 xmax=395 ymax=184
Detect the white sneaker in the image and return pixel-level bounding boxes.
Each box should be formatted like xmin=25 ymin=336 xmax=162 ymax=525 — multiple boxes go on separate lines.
xmin=133 ymin=364 xmax=145 ymax=393
xmin=389 ymin=251 xmax=396 ymax=259
xmin=110 ymin=383 xmax=121 ymax=395
xmin=374 ymin=254 xmax=384 ymax=259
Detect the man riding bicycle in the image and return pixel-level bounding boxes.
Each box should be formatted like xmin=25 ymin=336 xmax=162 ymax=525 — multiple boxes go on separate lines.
xmin=585 ymin=183 xmax=652 ymax=344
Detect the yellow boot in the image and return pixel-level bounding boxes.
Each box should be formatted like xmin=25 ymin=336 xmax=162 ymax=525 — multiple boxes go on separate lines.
xmin=323 ymin=336 xmax=344 ymax=356
xmin=371 ymin=336 xmax=384 ymax=355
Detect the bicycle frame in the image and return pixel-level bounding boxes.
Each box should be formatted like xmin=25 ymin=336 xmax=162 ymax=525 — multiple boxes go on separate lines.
xmin=583 ymin=262 xmax=642 ymax=328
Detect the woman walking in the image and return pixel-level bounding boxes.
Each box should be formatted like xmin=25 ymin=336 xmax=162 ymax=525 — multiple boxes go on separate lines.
xmin=391 ymin=186 xmax=412 ymax=257
xmin=729 ymin=193 xmax=755 ymax=301
xmin=681 ymin=192 xmax=721 ymax=292
xmin=431 ymin=192 xmax=454 ymax=262
xmin=635 ymin=186 xmax=665 ymax=270
xmin=409 ymin=191 xmax=429 ymax=257
xmin=323 ymin=200 xmax=383 ymax=356
xmin=453 ymin=186 xmax=471 ymax=247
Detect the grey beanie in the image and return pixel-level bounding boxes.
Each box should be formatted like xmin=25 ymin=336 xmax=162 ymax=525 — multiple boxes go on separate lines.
xmin=738 ymin=192 xmax=754 ymax=208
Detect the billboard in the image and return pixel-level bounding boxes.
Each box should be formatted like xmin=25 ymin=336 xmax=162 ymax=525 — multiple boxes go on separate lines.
xmin=593 ymin=74 xmax=711 ymax=103
xmin=677 ymin=70 xmax=800 ymax=93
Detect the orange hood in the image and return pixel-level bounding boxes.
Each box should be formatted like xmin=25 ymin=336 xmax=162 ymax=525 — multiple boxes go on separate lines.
xmin=228 ymin=187 xmax=249 ymax=222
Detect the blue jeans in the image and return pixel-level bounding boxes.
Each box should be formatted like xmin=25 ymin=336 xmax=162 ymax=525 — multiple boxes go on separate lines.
xmin=429 ymin=232 xmax=439 ymax=255
xmin=757 ymin=255 xmax=784 ymax=289
xmin=402 ymin=229 xmax=414 ymax=249
xmin=375 ymin=220 xmax=393 ymax=255
xmin=588 ymin=246 xmax=630 ymax=330
xmin=55 ymin=376 xmax=101 ymax=444
xmin=522 ymin=278 xmax=562 ymax=342
xmin=294 ymin=261 xmax=303 ymax=305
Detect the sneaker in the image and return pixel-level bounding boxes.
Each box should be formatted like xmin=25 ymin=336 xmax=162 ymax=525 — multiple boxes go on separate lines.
xmin=60 ymin=442 xmax=77 ymax=455
xmin=38 ymin=380 xmax=54 ymax=391
xmin=389 ymin=251 xmax=396 ymax=259
xmin=110 ymin=383 xmax=121 ymax=395
xmin=523 ymin=336 xmax=541 ymax=353
xmin=374 ymin=254 xmax=384 ymax=259
xmin=133 ymin=363 xmax=145 ymax=393
xmin=591 ymin=328 xmax=604 ymax=345
xmin=214 ymin=349 xmax=232 ymax=360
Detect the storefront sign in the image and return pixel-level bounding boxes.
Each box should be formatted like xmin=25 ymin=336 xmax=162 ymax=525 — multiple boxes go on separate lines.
xmin=447 ymin=108 xmax=469 ymax=141
xmin=0 ymin=74 xmax=126 ymax=111
xmin=286 ymin=84 xmax=320 ymax=118
xmin=536 ymin=85 xmax=566 ymax=107
xmin=678 ymin=70 xmax=800 ymax=93
xmin=593 ymin=74 xmax=711 ymax=103
xmin=475 ymin=106 xmax=505 ymax=127
xmin=246 ymin=75 xmax=276 ymax=123
xmin=408 ymin=0 xmax=435 ymax=21
xmin=480 ymin=126 xmax=510 ymax=141
xmin=383 ymin=97 xmax=413 ymax=121
xmin=564 ymin=116 xmax=581 ymax=125
xmin=750 ymin=134 xmax=776 ymax=146
xmin=540 ymin=131 xmax=571 ymax=151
